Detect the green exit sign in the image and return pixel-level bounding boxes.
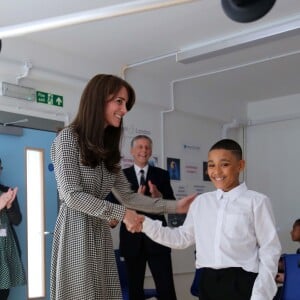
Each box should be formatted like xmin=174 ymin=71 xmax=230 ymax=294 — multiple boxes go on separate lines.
xmin=36 ymin=91 xmax=63 ymax=107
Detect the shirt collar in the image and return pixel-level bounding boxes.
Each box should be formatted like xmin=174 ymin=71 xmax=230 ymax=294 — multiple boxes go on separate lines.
xmin=134 ymin=164 xmax=149 ymax=176
xmin=216 ymin=182 xmax=247 ymax=201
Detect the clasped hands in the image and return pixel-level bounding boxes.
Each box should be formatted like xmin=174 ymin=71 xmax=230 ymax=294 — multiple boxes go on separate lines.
xmin=123 ymin=209 xmax=145 ymax=233
xmin=123 ymin=181 xmax=166 ymax=232
xmin=0 ymin=187 xmax=18 ymax=211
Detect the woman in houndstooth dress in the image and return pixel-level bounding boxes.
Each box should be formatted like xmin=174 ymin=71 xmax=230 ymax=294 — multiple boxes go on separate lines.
xmin=50 ymin=74 xmax=195 ymax=300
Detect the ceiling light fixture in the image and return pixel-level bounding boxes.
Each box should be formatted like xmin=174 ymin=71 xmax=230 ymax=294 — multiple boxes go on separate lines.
xmin=176 ymin=15 xmax=300 ymax=64
xmin=0 ymin=81 xmax=36 ymax=101
xmin=221 ymin=0 xmax=277 ymax=23
xmin=0 ymin=0 xmax=196 ymax=39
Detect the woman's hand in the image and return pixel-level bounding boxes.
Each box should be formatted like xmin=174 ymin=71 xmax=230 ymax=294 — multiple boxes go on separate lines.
xmin=0 ymin=187 xmax=18 ymax=210
xmin=175 ymin=193 xmax=198 ymax=213
xmin=108 ymin=219 xmax=119 ymax=228
xmin=6 ymin=187 xmax=18 ymax=209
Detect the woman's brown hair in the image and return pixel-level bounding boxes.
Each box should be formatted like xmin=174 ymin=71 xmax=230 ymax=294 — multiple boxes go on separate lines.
xmin=71 ymin=74 xmax=135 ymax=173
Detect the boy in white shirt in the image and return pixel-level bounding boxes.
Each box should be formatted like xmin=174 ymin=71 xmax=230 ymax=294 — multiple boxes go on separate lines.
xmin=140 ymin=139 xmax=281 ymax=300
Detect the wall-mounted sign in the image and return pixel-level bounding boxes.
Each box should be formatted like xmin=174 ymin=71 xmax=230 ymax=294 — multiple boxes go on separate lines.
xmin=36 ymin=91 xmax=63 ymax=107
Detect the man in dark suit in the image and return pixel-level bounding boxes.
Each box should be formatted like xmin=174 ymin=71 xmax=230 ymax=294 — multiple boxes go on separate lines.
xmin=120 ymin=135 xmax=177 ymax=300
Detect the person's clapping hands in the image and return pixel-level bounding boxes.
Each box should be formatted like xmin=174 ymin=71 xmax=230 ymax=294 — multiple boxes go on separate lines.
xmin=137 ymin=184 xmax=146 ymax=195
xmin=137 ymin=180 xmax=162 ymax=198
xmin=0 ymin=187 xmax=18 ymax=210
xmin=123 ymin=209 xmax=145 ymax=233
xmin=148 ymin=180 xmax=162 ymax=198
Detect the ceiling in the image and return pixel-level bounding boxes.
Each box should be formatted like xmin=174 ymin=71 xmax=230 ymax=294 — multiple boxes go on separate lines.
xmin=0 ymin=0 xmax=300 ymax=120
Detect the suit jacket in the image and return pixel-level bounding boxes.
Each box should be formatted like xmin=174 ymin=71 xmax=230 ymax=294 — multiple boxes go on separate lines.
xmin=120 ymin=165 xmax=176 ymax=257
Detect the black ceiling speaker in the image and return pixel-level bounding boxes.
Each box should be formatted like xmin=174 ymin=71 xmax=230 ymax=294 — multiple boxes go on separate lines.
xmin=221 ymin=0 xmax=277 ymax=23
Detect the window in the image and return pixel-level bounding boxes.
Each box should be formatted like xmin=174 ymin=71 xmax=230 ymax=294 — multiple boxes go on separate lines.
xmin=26 ymin=148 xmax=46 ymax=299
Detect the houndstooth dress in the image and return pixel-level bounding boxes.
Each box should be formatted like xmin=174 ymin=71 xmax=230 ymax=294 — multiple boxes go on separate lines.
xmin=50 ymin=127 xmax=176 ymax=300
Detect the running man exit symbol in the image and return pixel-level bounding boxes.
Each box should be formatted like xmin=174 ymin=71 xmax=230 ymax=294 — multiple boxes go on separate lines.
xmin=36 ymin=91 xmax=64 ymax=107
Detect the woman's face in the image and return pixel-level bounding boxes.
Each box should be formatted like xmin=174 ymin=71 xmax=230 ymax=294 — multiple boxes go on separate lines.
xmin=104 ymin=86 xmax=128 ymax=128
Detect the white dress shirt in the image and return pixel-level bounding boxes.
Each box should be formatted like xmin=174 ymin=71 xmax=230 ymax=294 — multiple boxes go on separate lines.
xmin=134 ymin=164 xmax=149 ymax=185
xmin=142 ymin=182 xmax=282 ymax=300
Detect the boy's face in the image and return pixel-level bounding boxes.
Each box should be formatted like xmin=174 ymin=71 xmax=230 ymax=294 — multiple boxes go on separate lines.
xmin=207 ymin=149 xmax=245 ymax=192
xmin=290 ymin=223 xmax=300 ymax=242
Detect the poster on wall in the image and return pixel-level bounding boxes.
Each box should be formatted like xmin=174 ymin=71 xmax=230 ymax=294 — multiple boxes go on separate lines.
xmin=203 ymin=161 xmax=211 ymax=181
xmin=149 ymin=156 xmax=158 ymax=167
xmin=168 ymin=184 xmax=188 ymax=227
xmin=184 ymin=161 xmax=201 ymax=180
xmin=167 ymin=157 xmax=181 ymax=180
xmin=121 ymin=156 xmax=134 ymax=169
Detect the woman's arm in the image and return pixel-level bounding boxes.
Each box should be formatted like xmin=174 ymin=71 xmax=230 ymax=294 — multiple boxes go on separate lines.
xmin=6 ymin=196 xmax=22 ymax=225
xmin=112 ymin=171 xmax=196 ymax=214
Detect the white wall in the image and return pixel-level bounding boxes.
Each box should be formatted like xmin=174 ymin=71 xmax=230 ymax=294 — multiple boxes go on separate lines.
xmin=173 ymin=78 xmax=248 ymax=123
xmin=247 ymin=93 xmax=300 ymax=124
xmin=246 ymin=94 xmax=300 ymax=254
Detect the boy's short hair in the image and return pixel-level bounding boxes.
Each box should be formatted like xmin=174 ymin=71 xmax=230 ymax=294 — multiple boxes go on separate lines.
xmin=293 ymin=219 xmax=300 ymax=227
xmin=209 ymin=139 xmax=243 ymax=160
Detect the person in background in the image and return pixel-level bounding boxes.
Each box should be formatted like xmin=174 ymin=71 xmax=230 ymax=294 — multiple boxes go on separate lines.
xmin=0 ymin=158 xmax=26 ymax=300
xmin=50 ymin=74 xmax=196 ymax=300
xmin=120 ymin=135 xmax=177 ymax=300
xmin=274 ymin=218 xmax=300 ymax=299
xmin=138 ymin=139 xmax=282 ymax=300
xmin=291 ymin=219 xmax=300 ymax=254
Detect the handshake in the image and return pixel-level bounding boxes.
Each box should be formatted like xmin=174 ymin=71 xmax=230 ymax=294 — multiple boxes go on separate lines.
xmin=123 ymin=209 xmax=145 ymax=233
xmin=108 ymin=209 xmax=144 ymax=232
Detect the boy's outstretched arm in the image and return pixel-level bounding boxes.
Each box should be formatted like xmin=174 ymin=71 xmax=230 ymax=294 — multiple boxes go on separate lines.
xmin=140 ymin=211 xmax=195 ymax=249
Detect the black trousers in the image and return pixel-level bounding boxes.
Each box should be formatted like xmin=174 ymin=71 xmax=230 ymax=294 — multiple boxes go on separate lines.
xmin=0 ymin=289 xmax=10 ymax=300
xmin=199 ymin=267 xmax=257 ymax=300
xmin=125 ymin=252 xmax=177 ymax=300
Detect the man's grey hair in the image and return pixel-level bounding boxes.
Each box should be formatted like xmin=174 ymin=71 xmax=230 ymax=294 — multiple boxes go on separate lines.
xmin=130 ymin=135 xmax=153 ymax=148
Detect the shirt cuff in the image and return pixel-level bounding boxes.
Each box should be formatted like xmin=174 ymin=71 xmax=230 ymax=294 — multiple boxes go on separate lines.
xmin=142 ymin=216 xmax=154 ymax=233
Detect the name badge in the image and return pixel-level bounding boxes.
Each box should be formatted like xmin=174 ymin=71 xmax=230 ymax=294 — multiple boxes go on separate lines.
xmin=0 ymin=228 xmax=7 ymax=237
